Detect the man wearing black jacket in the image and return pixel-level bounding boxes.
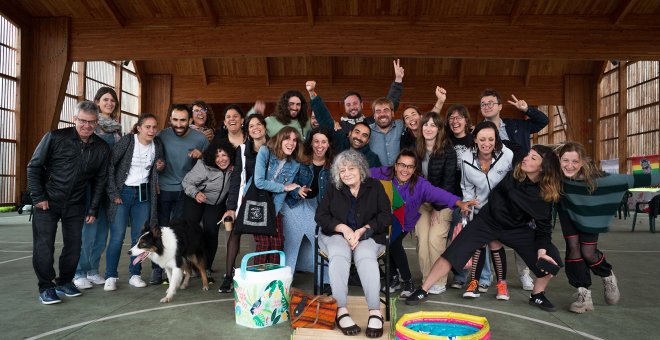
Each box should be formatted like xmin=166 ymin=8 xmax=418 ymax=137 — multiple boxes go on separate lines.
xmin=28 ymin=101 xmax=110 ymax=305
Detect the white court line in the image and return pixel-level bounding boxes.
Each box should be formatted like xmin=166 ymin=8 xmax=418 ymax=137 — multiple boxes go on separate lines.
xmin=26 ymin=298 xmax=234 ymax=339
xmin=26 ymin=297 xmax=604 ymax=339
xmin=0 ymin=250 xmax=32 ymax=253
xmin=0 ymin=255 xmax=32 ymax=264
xmin=426 ymin=300 xmax=605 ymax=340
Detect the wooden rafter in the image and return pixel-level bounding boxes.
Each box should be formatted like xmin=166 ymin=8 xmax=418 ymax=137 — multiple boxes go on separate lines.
xmin=612 ymin=0 xmax=638 ymax=25
xmin=594 ymin=60 xmax=609 ymax=83
xmin=408 ymin=0 xmax=418 ymax=24
xmin=525 ymin=59 xmax=534 ymax=87
xmin=200 ymin=0 xmax=218 ymax=27
xmin=305 ymin=0 xmax=314 ymax=26
xmin=199 ymin=59 xmax=208 ymax=86
xmin=509 ymin=0 xmax=523 ymax=25
xmin=457 ymin=59 xmax=465 ymax=87
xmin=264 ymin=57 xmax=270 ymax=86
xmin=101 ymin=0 xmax=125 ymax=27
xmin=132 ymin=60 xmax=145 ymax=84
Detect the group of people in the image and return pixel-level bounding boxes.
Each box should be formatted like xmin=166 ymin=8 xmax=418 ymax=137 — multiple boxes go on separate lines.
xmin=28 ymin=60 xmax=658 ymax=338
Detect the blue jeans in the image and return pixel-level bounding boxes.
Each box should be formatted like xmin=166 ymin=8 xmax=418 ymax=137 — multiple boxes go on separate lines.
xmin=105 ymin=186 xmax=151 ymax=278
xmin=75 ymin=208 xmax=108 ymax=278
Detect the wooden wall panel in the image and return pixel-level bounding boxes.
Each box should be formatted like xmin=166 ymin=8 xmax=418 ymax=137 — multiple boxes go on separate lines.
xmin=17 ymin=17 xmax=70 ymax=195
xmin=564 ymin=75 xmax=597 ymax=156
xmin=141 ymin=74 xmax=172 ymax=128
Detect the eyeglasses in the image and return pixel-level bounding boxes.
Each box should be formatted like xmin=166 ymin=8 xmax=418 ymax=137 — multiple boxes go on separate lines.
xmin=480 ymin=101 xmax=500 ymax=109
xmin=76 ymin=118 xmax=98 ymax=126
xmin=192 ymin=108 xmax=208 ymax=114
xmin=448 ymin=115 xmax=465 ymax=122
xmin=395 ymin=162 xmax=416 ymax=170
xmin=375 ymin=108 xmax=392 ymax=114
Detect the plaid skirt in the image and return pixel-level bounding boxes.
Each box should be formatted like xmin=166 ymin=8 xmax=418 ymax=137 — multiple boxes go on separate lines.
xmin=252 ymin=213 xmax=284 ymax=265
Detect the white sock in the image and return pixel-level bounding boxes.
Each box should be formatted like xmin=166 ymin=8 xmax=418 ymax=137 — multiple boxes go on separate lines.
xmin=368 ymin=311 xmax=383 ymax=328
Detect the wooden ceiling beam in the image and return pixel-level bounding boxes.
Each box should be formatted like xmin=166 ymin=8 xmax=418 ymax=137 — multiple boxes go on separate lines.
xmin=264 ymin=57 xmax=270 ymax=86
xmin=525 ymin=60 xmax=534 ymax=87
xmin=200 ymin=0 xmax=218 ymax=27
xmin=0 ymin=0 xmax=30 ymax=28
xmin=612 ymin=0 xmax=639 ymax=25
xmin=305 ymin=0 xmax=314 ymax=26
xmin=594 ymin=60 xmax=609 ymax=83
xmin=69 ymin=20 xmax=660 ymax=61
xmin=509 ymin=0 xmax=523 ymax=25
xmin=101 ymin=0 xmax=125 ymax=27
xmin=408 ymin=0 xmax=418 ymax=25
xmin=132 ymin=60 xmax=145 ymax=84
xmin=457 ymin=59 xmax=465 ymax=87
xmin=198 ymin=58 xmax=208 ymax=86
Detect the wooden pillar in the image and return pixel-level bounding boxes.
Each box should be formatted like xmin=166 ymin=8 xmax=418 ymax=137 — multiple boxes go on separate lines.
xmin=564 ymin=75 xmax=597 ymax=156
xmin=617 ymin=62 xmax=628 ymax=173
xmin=17 ymin=17 xmax=70 ymax=195
xmin=141 ymin=74 xmax=172 ymax=128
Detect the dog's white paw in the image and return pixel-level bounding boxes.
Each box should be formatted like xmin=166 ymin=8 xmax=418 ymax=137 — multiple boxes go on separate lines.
xmin=202 ymin=285 xmax=209 ymax=291
xmin=160 ymin=296 xmax=173 ymax=303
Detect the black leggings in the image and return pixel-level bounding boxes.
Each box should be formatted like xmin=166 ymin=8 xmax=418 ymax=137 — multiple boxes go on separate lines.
xmin=389 ymin=231 xmax=412 ymax=281
xmin=183 ymin=196 xmax=225 ymax=270
xmin=558 ymin=209 xmax=612 ymax=288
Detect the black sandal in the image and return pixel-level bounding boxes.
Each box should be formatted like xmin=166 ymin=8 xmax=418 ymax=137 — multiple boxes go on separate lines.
xmin=336 ymin=313 xmax=361 ymax=336
xmin=365 ymin=314 xmax=384 ymax=338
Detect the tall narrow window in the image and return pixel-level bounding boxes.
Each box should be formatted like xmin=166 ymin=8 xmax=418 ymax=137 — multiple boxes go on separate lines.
xmin=0 ymin=15 xmax=18 ymax=205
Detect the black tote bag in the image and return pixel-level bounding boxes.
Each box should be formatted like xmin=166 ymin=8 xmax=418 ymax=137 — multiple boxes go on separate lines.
xmin=233 ymin=151 xmax=276 ymax=236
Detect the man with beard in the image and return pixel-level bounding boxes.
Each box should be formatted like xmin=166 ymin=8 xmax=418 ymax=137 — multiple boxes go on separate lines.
xmin=265 ymin=90 xmax=311 ymax=137
xmin=339 ymin=59 xmax=405 ymax=133
xmin=368 ymin=97 xmax=404 ymax=166
xmin=28 ymin=101 xmax=110 ymax=304
xmin=306 ymin=81 xmax=382 ymax=168
xmin=150 ymin=104 xmax=208 ymax=284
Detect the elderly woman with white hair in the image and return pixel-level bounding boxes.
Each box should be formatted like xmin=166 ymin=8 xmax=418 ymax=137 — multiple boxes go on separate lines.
xmin=315 ymin=150 xmax=391 ymax=338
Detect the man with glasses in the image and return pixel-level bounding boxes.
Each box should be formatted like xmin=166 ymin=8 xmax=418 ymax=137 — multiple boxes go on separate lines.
xmin=479 ymin=88 xmax=549 ymax=164
xmin=28 ymin=101 xmax=111 ymax=305
xmin=479 ymin=88 xmax=549 ymax=292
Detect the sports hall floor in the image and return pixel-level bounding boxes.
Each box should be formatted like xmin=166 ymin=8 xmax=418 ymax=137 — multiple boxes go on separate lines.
xmin=1 ymin=211 xmax=658 ymax=339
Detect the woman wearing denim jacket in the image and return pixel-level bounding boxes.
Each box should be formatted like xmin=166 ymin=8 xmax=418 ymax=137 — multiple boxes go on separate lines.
xmin=251 ymin=126 xmax=303 ymax=264
xmin=282 ymin=127 xmax=333 ymax=278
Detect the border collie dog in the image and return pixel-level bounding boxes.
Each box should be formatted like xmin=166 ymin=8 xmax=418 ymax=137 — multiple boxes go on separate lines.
xmin=128 ymin=220 xmax=209 ymax=302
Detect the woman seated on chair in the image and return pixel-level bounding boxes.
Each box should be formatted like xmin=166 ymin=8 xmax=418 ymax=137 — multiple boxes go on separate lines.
xmin=315 ymin=150 xmax=391 ymax=338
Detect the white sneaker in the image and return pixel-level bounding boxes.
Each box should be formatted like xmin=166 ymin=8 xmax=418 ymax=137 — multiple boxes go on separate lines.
xmin=87 ymin=274 xmax=106 ymax=285
xmin=73 ymin=277 xmax=93 ymax=290
xmin=520 ymin=268 xmax=534 ymax=291
xmin=129 ymin=275 xmax=147 ymax=288
xmin=104 ymin=277 xmax=117 ymax=291
xmin=428 ymin=284 xmax=446 ymax=295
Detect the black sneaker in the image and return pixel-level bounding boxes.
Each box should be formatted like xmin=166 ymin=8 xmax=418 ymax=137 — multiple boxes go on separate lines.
xmin=399 ymin=279 xmax=415 ymax=298
xmin=39 ymin=288 xmax=62 ymax=305
xmin=529 ymin=291 xmax=556 ymax=312
xmin=218 ymin=273 xmax=233 ymax=293
xmin=55 ymin=283 xmax=82 ymax=297
xmin=149 ymin=268 xmax=163 ymax=285
xmin=405 ymin=288 xmax=429 ymax=305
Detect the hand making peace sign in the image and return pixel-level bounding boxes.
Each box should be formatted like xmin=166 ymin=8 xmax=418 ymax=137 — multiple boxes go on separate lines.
xmin=507 ymin=94 xmax=529 ymax=112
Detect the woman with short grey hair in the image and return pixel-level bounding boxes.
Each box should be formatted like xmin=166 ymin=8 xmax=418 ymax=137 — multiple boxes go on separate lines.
xmin=315 ymin=150 xmax=391 ymax=338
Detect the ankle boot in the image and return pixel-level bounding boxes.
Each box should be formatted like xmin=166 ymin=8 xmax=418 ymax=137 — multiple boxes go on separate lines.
xmin=569 ymin=287 xmax=594 ymax=313
xmin=602 ymin=271 xmax=620 ymax=305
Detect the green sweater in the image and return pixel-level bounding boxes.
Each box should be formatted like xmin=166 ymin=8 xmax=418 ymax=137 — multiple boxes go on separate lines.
xmin=559 ymin=173 xmax=660 ymax=233
xmin=264 ymin=116 xmax=312 ymax=138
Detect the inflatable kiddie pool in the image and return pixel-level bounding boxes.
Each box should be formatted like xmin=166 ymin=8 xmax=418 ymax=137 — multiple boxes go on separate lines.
xmin=395 ymin=311 xmax=490 ymax=340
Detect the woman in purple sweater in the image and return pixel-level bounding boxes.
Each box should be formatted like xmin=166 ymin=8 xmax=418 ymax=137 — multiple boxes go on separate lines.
xmin=371 ymin=149 xmax=475 ymax=298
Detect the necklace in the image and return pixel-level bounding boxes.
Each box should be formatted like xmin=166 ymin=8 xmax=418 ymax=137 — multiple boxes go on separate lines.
xmin=479 ymin=159 xmax=490 ymax=173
